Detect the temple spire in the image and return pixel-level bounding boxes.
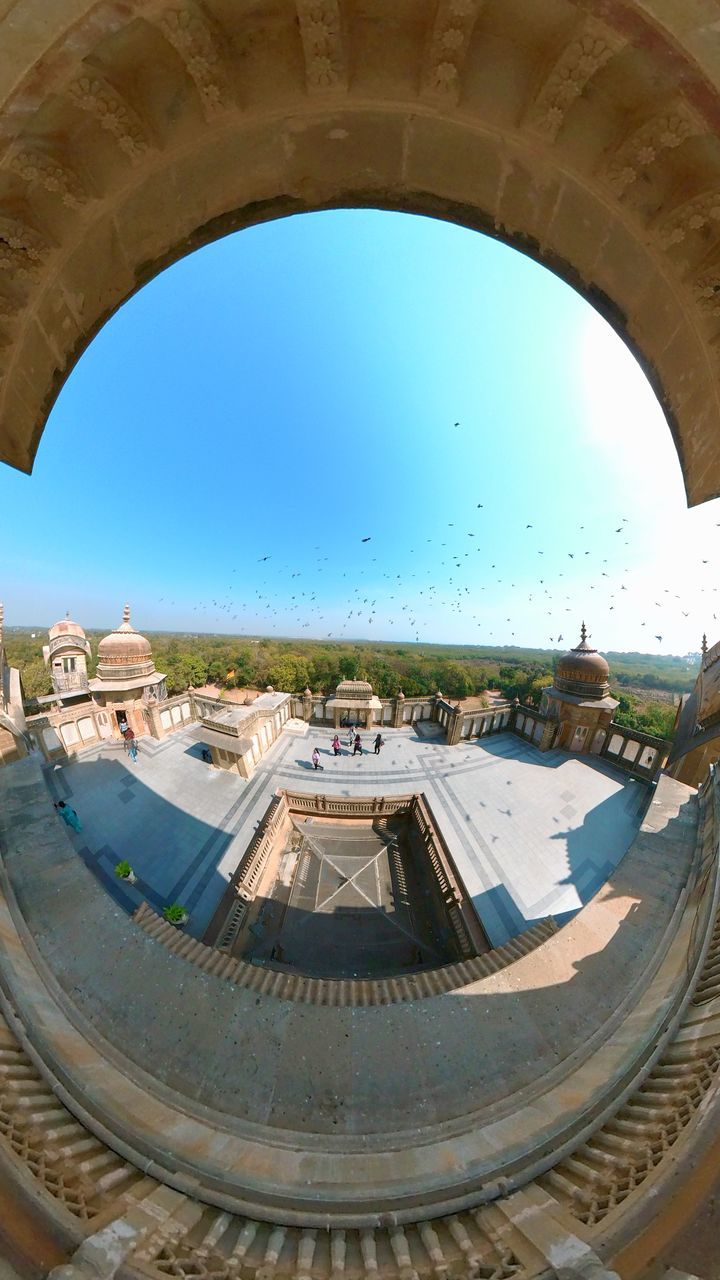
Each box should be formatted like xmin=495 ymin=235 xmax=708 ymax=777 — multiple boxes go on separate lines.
xmin=122 ymin=602 xmax=131 ymax=625
xmin=702 ymin=633 xmax=708 ymax=660
xmin=580 ymin=620 xmax=587 ymax=645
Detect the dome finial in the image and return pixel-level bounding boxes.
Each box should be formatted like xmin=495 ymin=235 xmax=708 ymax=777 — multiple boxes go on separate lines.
xmin=123 ymin=602 xmax=130 ymax=625
xmin=580 ymin=620 xmax=587 ymax=645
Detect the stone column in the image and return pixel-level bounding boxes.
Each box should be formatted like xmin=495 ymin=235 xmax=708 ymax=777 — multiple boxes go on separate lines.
xmin=539 ymin=720 xmax=557 ymax=752
xmin=447 ymin=703 xmax=464 ymax=746
xmin=302 ymin=688 xmax=313 ymax=722
xmin=432 ymin=692 xmax=443 ymax=722
xmin=392 ymin=692 xmax=405 ymax=728
xmin=144 ymin=702 xmax=165 ymax=740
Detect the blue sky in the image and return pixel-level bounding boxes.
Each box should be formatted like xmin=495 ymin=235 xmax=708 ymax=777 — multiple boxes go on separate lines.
xmin=1 ymin=208 xmax=717 ymax=654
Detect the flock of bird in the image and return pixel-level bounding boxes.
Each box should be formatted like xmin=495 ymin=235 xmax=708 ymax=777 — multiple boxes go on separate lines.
xmin=151 ymin=459 xmax=718 ymax=653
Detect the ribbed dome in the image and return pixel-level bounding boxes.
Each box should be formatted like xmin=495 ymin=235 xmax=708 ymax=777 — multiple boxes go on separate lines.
xmin=96 ymin=604 xmax=155 ymax=680
xmin=49 ymin=616 xmax=86 ymax=642
xmin=335 ymin=679 xmax=373 ymax=699
xmin=555 ymin=623 xmax=610 ymax=699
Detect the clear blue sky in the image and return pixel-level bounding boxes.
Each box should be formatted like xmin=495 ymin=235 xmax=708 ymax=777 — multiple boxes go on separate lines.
xmin=1 ymin=208 xmax=717 ymax=655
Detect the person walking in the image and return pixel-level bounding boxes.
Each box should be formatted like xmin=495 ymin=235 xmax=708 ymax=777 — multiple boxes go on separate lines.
xmin=128 ymin=737 xmax=138 ymax=762
xmin=353 ymin=734 xmax=362 ymax=756
xmin=312 ymin=747 xmax=324 ymax=771
xmin=331 ymin=734 xmax=341 ymax=756
xmin=346 ymin=723 xmax=355 ymax=747
xmin=374 ymin=732 xmax=383 ymax=755
xmin=55 ymin=800 xmax=82 ymax=832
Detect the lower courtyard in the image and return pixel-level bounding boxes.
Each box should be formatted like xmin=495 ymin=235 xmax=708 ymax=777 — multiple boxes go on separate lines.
xmin=41 ymin=723 xmax=648 ymax=947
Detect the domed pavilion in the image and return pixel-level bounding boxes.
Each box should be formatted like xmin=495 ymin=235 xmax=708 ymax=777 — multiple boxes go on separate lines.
xmin=324 ymin=677 xmax=383 ymax=728
xmin=42 ymin=614 xmax=91 ymax=697
xmin=540 ymin=623 xmax=618 ymax=754
xmin=89 ymin=604 xmax=166 ymax=738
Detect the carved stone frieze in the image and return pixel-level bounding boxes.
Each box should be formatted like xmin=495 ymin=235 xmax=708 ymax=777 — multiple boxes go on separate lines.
xmin=656 ymin=190 xmax=720 ymax=248
xmin=526 ymin=18 xmax=624 ymax=141
xmin=604 ymin=102 xmax=704 ymax=197
xmin=156 ymin=3 xmax=231 ymax=118
xmin=67 ymin=74 xmax=152 ymax=161
xmin=295 ymin=0 xmax=347 ymax=92
xmin=421 ymin=0 xmax=486 ymax=102
xmin=8 ymin=150 xmax=87 ymax=208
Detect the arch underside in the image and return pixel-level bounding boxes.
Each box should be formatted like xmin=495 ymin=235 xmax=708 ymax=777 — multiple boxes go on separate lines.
xmin=0 ymin=1 xmax=720 ymax=503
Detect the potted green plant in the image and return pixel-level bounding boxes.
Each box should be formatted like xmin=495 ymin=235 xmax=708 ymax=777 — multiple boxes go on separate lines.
xmin=115 ymin=860 xmax=137 ymax=885
xmin=163 ymin=902 xmax=189 ymax=926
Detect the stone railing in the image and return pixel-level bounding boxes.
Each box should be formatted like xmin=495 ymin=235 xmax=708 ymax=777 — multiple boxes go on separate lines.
xmin=410 ymin=793 xmax=488 ymax=955
xmin=282 ymin=789 xmax=414 ymax=817
xmin=510 ymin=705 xmax=669 ymax=779
xmin=601 ymin=722 xmax=670 ymax=779
xmin=26 ymin=699 xmax=110 ymax=758
xmin=233 ymin=792 xmax=288 ymax=901
xmin=292 ymin=692 xmax=439 ymax=728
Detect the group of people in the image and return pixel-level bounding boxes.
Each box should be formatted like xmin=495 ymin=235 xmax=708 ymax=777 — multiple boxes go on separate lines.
xmin=312 ymin=730 xmax=384 ymax=770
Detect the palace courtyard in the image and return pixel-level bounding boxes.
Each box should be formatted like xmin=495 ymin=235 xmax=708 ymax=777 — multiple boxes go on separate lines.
xmin=42 ymin=723 xmax=647 ymax=947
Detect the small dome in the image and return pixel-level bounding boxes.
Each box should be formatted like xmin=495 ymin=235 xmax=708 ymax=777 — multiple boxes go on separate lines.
xmin=49 ymin=615 xmax=86 ymax=642
xmin=304 ymin=687 xmax=312 ymax=697
xmin=335 ymin=679 xmax=373 ymax=699
xmin=96 ymin=604 xmax=155 ymax=680
xmin=266 ymin=685 xmax=275 ymax=693
xmin=555 ymin=623 xmax=610 ymax=699
xmin=397 ymin=689 xmax=405 ymax=700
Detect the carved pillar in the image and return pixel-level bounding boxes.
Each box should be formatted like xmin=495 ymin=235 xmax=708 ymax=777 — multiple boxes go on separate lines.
xmin=447 ymin=704 xmax=464 ymax=746
xmin=392 ymin=692 xmax=405 ymax=728
xmin=432 ymin=691 xmax=443 ymax=722
xmin=302 ymin=687 xmax=313 ymax=722
xmin=144 ymin=702 xmax=164 ymax=740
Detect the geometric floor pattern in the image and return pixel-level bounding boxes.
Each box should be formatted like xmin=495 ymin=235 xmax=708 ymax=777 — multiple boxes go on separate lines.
xmin=42 ymin=725 xmax=647 ymax=947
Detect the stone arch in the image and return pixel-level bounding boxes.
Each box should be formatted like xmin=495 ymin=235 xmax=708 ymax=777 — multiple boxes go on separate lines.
xmin=0 ymin=0 xmax=719 ymax=505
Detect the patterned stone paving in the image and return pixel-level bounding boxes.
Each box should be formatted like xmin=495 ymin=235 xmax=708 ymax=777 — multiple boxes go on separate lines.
xmin=43 ymin=726 xmax=647 ymax=946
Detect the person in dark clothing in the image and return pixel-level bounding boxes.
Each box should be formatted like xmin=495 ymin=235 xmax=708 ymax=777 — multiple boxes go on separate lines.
xmin=374 ymin=733 xmax=383 ymax=755
xmin=353 ymin=734 xmax=362 ymax=756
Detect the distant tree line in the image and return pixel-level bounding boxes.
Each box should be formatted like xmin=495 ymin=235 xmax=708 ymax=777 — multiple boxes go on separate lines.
xmin=4 ymin=629 xmax=683 ymax=738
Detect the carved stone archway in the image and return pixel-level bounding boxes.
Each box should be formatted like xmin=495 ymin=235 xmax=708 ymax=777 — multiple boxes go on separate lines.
xmin=1 ymin=1 xmax=720 ymax=506
xmin=4 ymin=5 xmax=720 ymax=1278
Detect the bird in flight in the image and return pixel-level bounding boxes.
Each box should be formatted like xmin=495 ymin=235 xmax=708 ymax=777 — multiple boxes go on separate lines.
xmin=257 ymin=555 xmax=271 ymax=562
xmin=361 ymin=537 xmax=371 ymax=543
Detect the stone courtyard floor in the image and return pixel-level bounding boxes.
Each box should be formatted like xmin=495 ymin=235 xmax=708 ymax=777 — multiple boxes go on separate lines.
xmin=42 ymin=726 xmax=648 ymax=947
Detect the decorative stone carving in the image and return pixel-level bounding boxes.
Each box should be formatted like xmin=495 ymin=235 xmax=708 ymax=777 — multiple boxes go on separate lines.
xmin=156 ymin=3 xmax=230 ymax=118
xmin=604 ymin=102 xmax=704 ymax=197
xmin=656 ymin=190 xmax=720 ymax=248
xmin=0 ymin=242 xmax=41 ymax=280
xmin=526 ymin=19 xmax=624 ymax=141
xmin=8 ymin=149 xmax=87 ymax=208
xmin=295 ymin=0 xmax=347 ymax=92
xmin=67 ymin=74 xmax=152 ymax=161
xmin=0 ymin=215 xmax=49 ymax=262
xmin=694 ymin=273 xmax=720 ymax=316
xmin=421 ymin=0 xmax=486 ymax=102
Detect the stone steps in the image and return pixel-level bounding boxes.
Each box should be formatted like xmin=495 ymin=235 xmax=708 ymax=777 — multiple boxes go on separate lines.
xmin=131 ymin=900 xmax=558 ymax=1006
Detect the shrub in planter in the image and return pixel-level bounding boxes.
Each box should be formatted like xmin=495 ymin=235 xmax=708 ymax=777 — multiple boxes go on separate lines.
xmin=163 ymin=902 xmax=189 ymax=925
xmin=115 ymin=860 xmax=137 ymax=884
